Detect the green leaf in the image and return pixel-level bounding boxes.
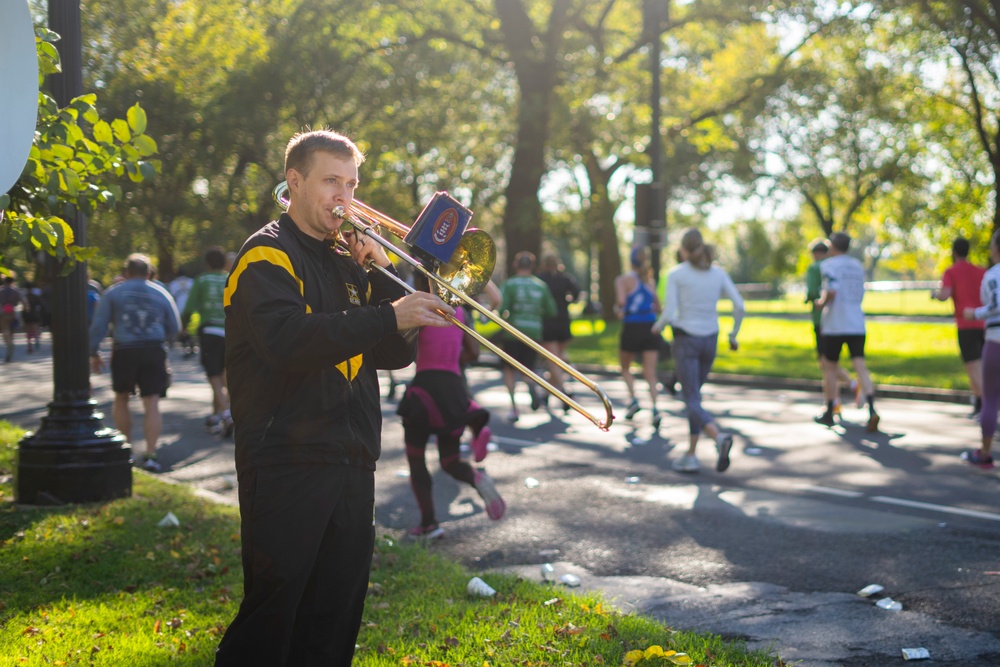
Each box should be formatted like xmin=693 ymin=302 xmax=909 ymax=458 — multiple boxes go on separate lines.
xmin=111 ymin=118 xmax=132 ymax=143
xmin=73 ymin=246 xmax=99 ymax=261
xmin=46 ymin=170 xmax=61 ymax=194
xmin=73 ymin=93 xmax=97 ymax=107
xmin=66 ymin=123 xmax=85 ymax=147
xmin=46 ymin=144 xmax=75 ymax=161
xmin=61 ymin=168 xmax=82 ymax=196
xmin=93 ymin=120 xmax=113 ymax=144
xmin=127 ymin=104 xmax=148 ymax=135
xmin=133 ymin=134 xmax=158 ymax=157
xmin=139 ymin=161 xmax=158 ymax=182
xmin=37 ymin=41 xmax=60 ymax=73
xmin=32 ymin=220 xmax=57 ymax=249
xmin=34 ymin=26 xmax=59 ymax=42
xmin=0 ymin=194 xmax=9 ymax=209
xmin=125 ymin=162 xmax=142 ymax=183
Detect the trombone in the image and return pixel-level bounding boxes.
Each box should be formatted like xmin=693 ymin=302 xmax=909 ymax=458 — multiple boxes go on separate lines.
xmin=273 ymin=181 xmax=615 ymax=431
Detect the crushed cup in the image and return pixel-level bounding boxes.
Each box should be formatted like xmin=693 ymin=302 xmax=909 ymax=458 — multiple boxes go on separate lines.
xmin=856 ymin=584 xmax=884 ymax=598
xmin=467 ymin=576 xmax=496 ymax=597
xmin=875 ymin=597 xmax=902 ymax=611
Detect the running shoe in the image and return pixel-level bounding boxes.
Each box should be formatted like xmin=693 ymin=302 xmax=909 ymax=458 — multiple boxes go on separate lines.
xmin=205 ymin=414 xmax=223 ymax=434
xmin=814 ymin=411 xmax=836 ymax=427
xmin=716 ymin=434 xmax=733 ymax=472
xmin=506 ymin=409 xmax=519 ymax=424
xmin=832 ymin=401 xmax=842 ymax=417
xmin=651 ymin=409 xmax=662 ymax=429
xmin=672 ymin=454 xmax=700 ymax=473
xmin=960 ymin=449 xmax=995 ymax=469
xmin=624 ymin=398 xmax=640 ymax=420
xmin=140 ymin=454 xmax=161 ymax=473
xmin=865 ymin=413 xmax=880 ymax=433
xmin=854 ymin=381 xmax=865 ymax=409
xmin=222 ymin=417 xmax=235 ymax=439
xmin=407 ymin=523 xmax=445 ymax=540
xmin=473 ymin=426 xmax=492 ymax=463
xmin=530 ymin=388 xmax=541 ymax=411
xmin=473 ymin=471 xmax=506 ymax=520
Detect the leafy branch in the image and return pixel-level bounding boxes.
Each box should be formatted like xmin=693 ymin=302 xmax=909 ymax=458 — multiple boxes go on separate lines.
xmin=0 ymin=26 xmax=159 ymax=274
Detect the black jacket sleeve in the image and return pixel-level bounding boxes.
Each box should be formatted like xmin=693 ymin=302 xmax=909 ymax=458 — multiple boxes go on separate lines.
xmin=230 ymin=253 xmax=403 ymax=373
xmin=366 ymin=262 xmax=418 ymax=370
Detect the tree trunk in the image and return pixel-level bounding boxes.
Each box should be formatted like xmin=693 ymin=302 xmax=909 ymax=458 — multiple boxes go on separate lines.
xmin=579 ymin=150 xmax=622 ymax=320
xmin=154 ymin=218 xmax=175 ymax=281
xmin=502 ymin=84 xmax=548 ymax=265
xmin=495 ymin=0 xmax=569 ymax=268
xmin=595 ymin=214 xmax=620 ymax=320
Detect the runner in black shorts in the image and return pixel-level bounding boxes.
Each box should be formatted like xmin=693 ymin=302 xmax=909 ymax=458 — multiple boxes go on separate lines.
xmin=933 ymin=237 xmax=987 ymax=418
xmin=111 ymin=345 xmax=171 ymax=396
xmin=199 ymin=329 xmax=226 ymax=377
xmin=821 ymin=334 xmax=866 ymax=363
xmin=182 ymin=247 xmax=232 ymax=437
xmin=502 ymin=338 xmax=538 ymax=374
xmin=498 ymin=252 xmax=557 ymax=423
xmin=620 ymin=321 xmax=662 ymax=354
xmin=89 ymin=253 xmax=181 ymax=472
xmin=538 ymin=254 xmax=580 ymax=412
xmin=615 ymin=246 xmax=662 ymax=424
xmin=958 ymin=328 xmax=985 ymax=364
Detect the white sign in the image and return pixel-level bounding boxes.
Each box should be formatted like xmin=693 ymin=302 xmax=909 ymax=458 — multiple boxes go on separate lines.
xmin=0 ymin=0 xmax=40 ymax=195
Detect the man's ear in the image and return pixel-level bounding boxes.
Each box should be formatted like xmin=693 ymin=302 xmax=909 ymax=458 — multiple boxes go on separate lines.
xmin=286 ymin=168 xmax=303 ymax=194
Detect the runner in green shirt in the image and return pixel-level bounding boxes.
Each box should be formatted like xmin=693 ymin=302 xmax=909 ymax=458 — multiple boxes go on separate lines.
xmin=499 ymin=252 xmax=558 ymax=423
xmin=182 ymin=246 xmax=233 ymax=437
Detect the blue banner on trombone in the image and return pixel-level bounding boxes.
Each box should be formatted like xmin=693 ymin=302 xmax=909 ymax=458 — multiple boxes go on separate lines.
xmin=404 ymin=192 xmax=473 ymax=266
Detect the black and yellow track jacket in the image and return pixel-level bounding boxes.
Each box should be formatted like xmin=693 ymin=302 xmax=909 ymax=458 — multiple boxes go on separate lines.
xmin=224 ymin=213 xmax=415 ymax=472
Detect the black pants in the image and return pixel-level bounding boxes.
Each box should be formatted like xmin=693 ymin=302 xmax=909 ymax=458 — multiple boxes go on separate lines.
xmin=215 ymin=463 xmax=375 ymax=667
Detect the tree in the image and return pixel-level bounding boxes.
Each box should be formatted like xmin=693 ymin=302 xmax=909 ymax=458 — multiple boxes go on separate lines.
xmin=0 ymin=25 xmax=157 ymax=275
xmin=905 ymin=0 xmax=1000 ymax=240
xmin=748 ymin=18 xmax=927 ymax=239
xmin=547 ymin=1 xmax=812 ymax=317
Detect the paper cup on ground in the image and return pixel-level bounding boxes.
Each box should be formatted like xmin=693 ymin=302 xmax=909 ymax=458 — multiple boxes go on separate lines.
xmin=467 ymin=576 xmax=496 ymax=597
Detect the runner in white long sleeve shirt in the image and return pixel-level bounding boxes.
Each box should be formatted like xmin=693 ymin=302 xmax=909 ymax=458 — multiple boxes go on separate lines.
xmin=652 ymin=228 xmax=744 ymax=474
xmin=960 ymin=229 xmax=1000 ymax=469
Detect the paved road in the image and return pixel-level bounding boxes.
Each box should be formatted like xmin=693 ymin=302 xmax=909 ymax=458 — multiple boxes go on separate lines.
xmin=3 ymin=337 xmax=999 ymax=666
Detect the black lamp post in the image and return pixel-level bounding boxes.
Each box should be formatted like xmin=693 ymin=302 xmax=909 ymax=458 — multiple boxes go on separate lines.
xmin=15 ymin=0 xmax=132 ymax=505
xmin=642 ymin=0 xmax=668 ymax=282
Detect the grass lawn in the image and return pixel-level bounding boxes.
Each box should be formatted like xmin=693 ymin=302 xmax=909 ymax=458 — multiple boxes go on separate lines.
xmin=716 ymin=289 xmax=954 ymax=318
xmin=483 ymin=288 xmax=963 ymax=389
xmin=558 ymin=317 xmax=965 ymax=390
xmin=0 ymin=422 xmax=779 ymax=666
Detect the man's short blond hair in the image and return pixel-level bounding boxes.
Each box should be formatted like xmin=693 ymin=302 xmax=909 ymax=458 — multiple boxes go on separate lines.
xmin=284 ymin=129 xmax=365 ymax=178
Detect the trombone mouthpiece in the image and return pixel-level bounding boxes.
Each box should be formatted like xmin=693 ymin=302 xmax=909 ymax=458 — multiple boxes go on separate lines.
xmin=331 ymin=206 xmax=346 ymax=219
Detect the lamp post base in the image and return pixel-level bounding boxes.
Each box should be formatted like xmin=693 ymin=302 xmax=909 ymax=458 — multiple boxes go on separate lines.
xmin=16 ymin=398 xmax=131 ymax=505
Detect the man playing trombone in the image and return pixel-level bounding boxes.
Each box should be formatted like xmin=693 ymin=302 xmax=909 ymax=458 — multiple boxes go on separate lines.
xmin=215 ymin=129 xmax=453 ymax=667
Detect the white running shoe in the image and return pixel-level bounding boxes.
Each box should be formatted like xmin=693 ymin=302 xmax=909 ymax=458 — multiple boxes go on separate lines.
xmin=671 ymin=454 xmax=700 ymax=473
xmin=473 ymin=471 xmax=506 ymax=520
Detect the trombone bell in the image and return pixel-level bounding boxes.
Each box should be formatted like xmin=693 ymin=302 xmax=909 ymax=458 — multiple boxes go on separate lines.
xmin=437 ymin=229 xmax=495 ymax=304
